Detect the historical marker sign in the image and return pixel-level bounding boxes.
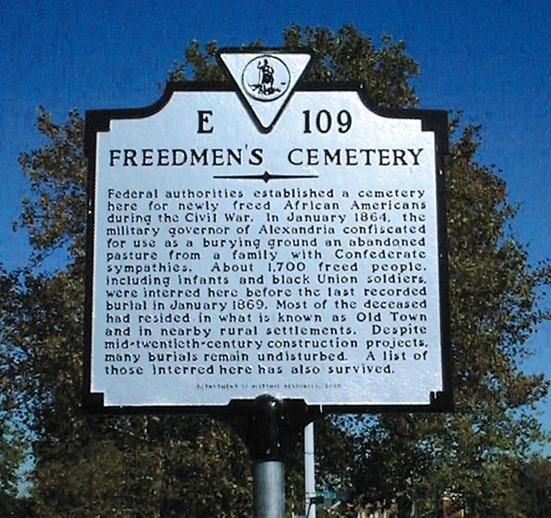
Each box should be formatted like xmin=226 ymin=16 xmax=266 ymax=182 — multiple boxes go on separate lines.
xmin=83 ymin=49 xmax=452 ymax=413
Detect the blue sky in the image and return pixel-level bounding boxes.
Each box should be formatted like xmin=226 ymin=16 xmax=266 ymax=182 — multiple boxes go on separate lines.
xmin=1 ymin=0 xmax=550 ymax=438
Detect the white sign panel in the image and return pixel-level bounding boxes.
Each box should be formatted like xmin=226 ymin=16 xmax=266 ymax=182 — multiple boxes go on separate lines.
xmin=84 ymin=50 xmax=451 ymax=412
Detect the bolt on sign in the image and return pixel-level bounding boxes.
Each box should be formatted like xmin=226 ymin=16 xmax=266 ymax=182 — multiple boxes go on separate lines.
xmin=83 ymin=48 xmax=452 ymax=413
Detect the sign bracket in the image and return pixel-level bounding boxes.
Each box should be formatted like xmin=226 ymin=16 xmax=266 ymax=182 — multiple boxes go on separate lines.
xmin=223 ymin=395 xmax=321 ymax=518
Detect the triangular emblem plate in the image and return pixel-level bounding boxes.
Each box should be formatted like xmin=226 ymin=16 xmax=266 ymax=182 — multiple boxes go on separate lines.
xmin=218 ymin=50 xmax=312 ymax=131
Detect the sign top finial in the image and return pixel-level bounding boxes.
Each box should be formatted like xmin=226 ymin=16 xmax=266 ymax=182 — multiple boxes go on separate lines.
xmin=218 ymin=49 xmax=312 ymax=131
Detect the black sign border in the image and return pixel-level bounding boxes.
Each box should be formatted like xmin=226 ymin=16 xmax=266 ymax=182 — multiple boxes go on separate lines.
xmin=83 ymin=76 xmax=453 ymax=416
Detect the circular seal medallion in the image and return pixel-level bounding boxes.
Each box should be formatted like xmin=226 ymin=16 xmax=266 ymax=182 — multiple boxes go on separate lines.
xmin=241 ymin=55 xmax=291 ymax=102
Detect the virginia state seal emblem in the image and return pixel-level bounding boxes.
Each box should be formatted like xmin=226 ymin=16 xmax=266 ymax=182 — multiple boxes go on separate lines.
xmin=242 ymin=55 xmax=290 ymax=102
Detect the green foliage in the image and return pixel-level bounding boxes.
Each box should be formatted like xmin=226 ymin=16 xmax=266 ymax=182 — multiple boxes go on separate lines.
xmin=1 ymin=24 xmax=550 ymax=518
xmin=1 ymin=105 xmax=254 ymax=515
xmin=16 ymin=107 xmax=86 ymax=264
xmin=283 ymin=25 xmax=420 ymax=108
xmin=30 ymin=415 xmax=252 ymax=518
xmin=167 ymin=24 xmax=420 ymax=110
xmin=344 ymin=121 xmax=551 ymax=518
xmin=0 ymin=270 xmax=27 ymax=500
xmin=167 ymin=40 xmax=227 ymax=83
xmin=0 ymin=265 xmax=253 ymax=517
xmin=520 ymin=455 xmax=551 ymax=516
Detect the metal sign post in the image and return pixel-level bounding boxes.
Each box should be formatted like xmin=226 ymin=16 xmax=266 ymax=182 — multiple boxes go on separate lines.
xmin=250 ymin=396 xmax=286 ymax=518
xmin=83 ymin=47 xmax=452 ymax=517
xmin=254 ymin=461 xmax=284 ymax=518
xmin=305 ymin=422 xmax=316 ymax=518
xmin=226 ymin=396 xmax=320 ymax=518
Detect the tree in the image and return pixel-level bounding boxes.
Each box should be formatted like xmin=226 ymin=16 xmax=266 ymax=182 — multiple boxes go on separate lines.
xmin=346 ymin=121 xmax=551 ymax=518
xmin=520 ymin=455 xmax=551 ymax=516
xmin=0 ymin=273 xmax=30 ymax=518
xmin=0 ymin=263 xmax=254 ymax=518
xmin=1 ymin=23 xmax=549 ymax=517
xmin=1 ymin=108 xmax=255 ymax=517
xmin=168 ymin=25 xmax=420 ymax=110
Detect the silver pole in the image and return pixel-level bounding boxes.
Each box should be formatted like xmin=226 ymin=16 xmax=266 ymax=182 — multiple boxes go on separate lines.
xmin=304 ymin=422 xmax=316 ymax=518
xmin=253 ymin=460 xmax=285 ymax=518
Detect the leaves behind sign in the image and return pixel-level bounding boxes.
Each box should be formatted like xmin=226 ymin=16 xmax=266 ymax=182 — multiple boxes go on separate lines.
xmin=1 ymin=24 xmax=549 ymax=518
